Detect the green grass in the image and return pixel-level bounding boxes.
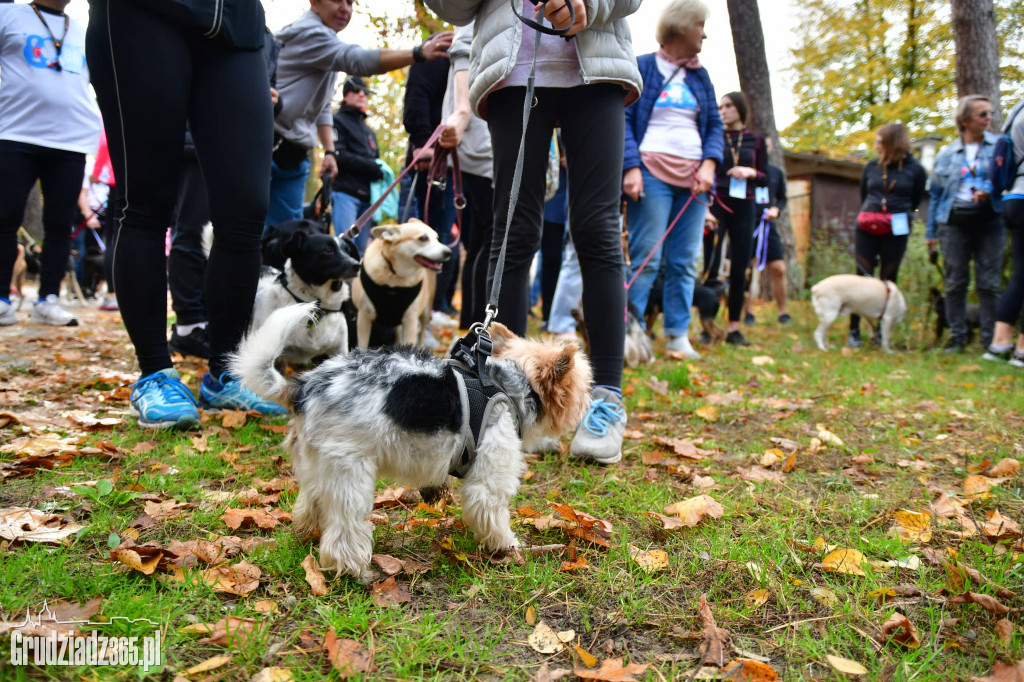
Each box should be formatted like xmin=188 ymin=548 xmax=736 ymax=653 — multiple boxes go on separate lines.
xmin=0 ymin=301 xmax=1022 ymax=680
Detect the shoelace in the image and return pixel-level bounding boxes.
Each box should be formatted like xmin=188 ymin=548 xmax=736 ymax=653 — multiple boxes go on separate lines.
xmin=583 ymin=399 xmax=625 ymax=437
xmin=213 ymin=373 xmax=279 ymax=409
xmin=136 ymin=373 xmax=197 ymax=406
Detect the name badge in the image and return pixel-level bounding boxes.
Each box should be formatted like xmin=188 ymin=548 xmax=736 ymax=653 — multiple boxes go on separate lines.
xmin=891 ymin=213 xmax=910 ymax=236
xmin=729 ymin=177 xmax=747 ymax=199
xmin=754 ymin=186 xmax=770 ymax=204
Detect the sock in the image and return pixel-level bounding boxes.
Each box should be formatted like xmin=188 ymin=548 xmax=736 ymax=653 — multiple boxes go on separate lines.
xmin=594 ymin=385 xmax=622 ymax=399
xmin=988 ymin=343 xmax=1013 ymax=353
xmin=176 ymin=322 xmax=207 ymax=336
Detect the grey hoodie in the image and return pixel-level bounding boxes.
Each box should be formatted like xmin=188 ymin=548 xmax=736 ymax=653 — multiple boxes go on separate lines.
xmin=274 ymin=11 xmax=382 ymax=150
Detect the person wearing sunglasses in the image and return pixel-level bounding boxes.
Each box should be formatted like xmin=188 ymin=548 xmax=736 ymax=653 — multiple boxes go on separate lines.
xmin=926 ymin=95 xmax=1006 ymax=353
xmin=0 ymin=0 xmax=101 ymax=327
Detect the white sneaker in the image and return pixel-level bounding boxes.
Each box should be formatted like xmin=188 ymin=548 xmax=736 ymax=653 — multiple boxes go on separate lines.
xmin=0 ymin=299 xmax=17 ymax=326
xmin=430 ymin=310 xmax=458 ymax=330
xmin=570 ymin=387 xmax=626 ymax=465
xmin=30 ymin=295 xmax=79 ymax=326
xmin=666 ymin=335 xmax=701 ymax=359
xmin=99 ymin=295 xmax=119 ymax=311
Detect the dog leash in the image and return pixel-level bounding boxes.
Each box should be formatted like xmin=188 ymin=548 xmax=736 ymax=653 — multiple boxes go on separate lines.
xmin=624 ymin=189 xmax=718 ymax=291
xmin=422 ymin=143 xmax=466 ymax=249
xmin=752 ymin=209 xmax=770 ymax=271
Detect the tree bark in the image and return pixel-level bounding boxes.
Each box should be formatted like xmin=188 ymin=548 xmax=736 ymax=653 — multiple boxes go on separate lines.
xmin=951 ymin=0 xmax=1003 ymax=130
xmin=726 ymin=0 xmax=802 ymax=294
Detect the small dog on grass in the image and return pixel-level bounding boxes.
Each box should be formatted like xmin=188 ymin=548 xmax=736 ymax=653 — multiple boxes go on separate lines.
xmin=811 ymin=274 xmax=907 ymax=351
xmin=231 ymin=302 xmax=592 ymax=581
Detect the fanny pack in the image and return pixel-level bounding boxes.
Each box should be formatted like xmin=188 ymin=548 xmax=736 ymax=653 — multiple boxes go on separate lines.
xmin=857 ymin=211 xmax=892 ymax=236
xmin=948 ymin=201 xmax=998 ymax=229
xmin=272 ymin=135 xmax=309 ymax=171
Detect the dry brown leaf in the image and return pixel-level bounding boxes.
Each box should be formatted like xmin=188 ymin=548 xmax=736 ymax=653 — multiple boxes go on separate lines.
xmin=324 ymin=629 xmax=376 ymax=677
xmin=525 ymin=605 xmax=537 ymax=626
xmin=373 ymin=486 xmax=409 ymax=508
xmin=944 ymin=561 xmax=1017 ymax=600
xmin=253 ymin=600 xmax=278 ymax=614
xmin=971 ymin=661 xmax=1024 ymax=682
xmin=931 ymin=491 xmax=967 ymax=518
xmin=250 ymin=667 xmax=294 ymax=682
xmin=880 ymin=612 xmax=921 ymax=649
xmin=810 ymin=586 xmax=838 ymax=608
xmin=371 ymin=554 xmax=404 ymax=576
xmin=984 ymin=511 xmax=1022 ymax=540
xmin=644 ymin=512 xmax=688 ymax=531
xmin=0 ymin=597 xmax=103 ymax=639
xmin=651 ymin=435 xmax=714 ymax=460
xmin=663 ymin=495 xmax=724 ymax=528
xmin=535 ymin=662 xmax=573 ymax=682
xmin=745 ymin=589 xmax=770 ymax=609
xmin=221 ymin=410 xmax=248 ymax=428
xmin=782 ymin=453 xmax=797 ymax=473
xmin=574 ymin=644 xmax=599 ymax=668
xmin=892 ymin=510 xmax=932 ymax=543
xmin=220 ymin=507 xmax=281 ymax=531
xmin=528 ymin=621 xmax=573 ymax=654
xmin=819 ymin=548 xmax=866 ymax=576
xmin=559 ymin=556 xmax=588 ymax=572
xmin=987 ymin=459 xmax=1021 ymax=477
xmin=721 ymin=658 xmax=780 ymax=680
xmin=302 ymin=554 xmax=328 ymax=596
xmin=0 ymin=452 xmax=74 ymax=479
xmin=574 ymin=657 xmax=649 ymax=681
xmin=698 ymin=594 xmax=732 ymax=667
xmin=548 ymin=503 xmax=613 ymax=547
xmin=186 ymin=655 xmax=232 ymax=674
xmin=111 ymin=543 xmax=166 ymax=575
xmin=948 ymin=591 xmax=1011 ymax=616
xmin=736 ymin=466 xmax=785 ymax=484
xmin=825 ymin=654 xmax=868 ymax=676
xmin=628 ymin=545 xmax=669 ymax=573
xmin=369 ymin=576 xmax=411 ymax=607
xmin=695 ymin=405 xmax=720 ymax=422
xmin=996 ymin=619 xmax=1015 ymax=644
xmin=644 ymin=376 xmax=669 ymax=396
xmin=964 ymin=474 xmax=1006 ymax=497
xmin=0 ymin=507 xmax=83 ymax=545
xmin=197 ymin=616 xmax=261 ymax=647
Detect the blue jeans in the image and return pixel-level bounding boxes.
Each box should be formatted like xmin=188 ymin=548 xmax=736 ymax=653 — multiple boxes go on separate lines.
xmin=266 ymin=158 xmax=310 ymax=230
xmin=332 ymin=190 xmax=371 ymax=253
xmin=626 ymin=167 xmax=707 ymax=337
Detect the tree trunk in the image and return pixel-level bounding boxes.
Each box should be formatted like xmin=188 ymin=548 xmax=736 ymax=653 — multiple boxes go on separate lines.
xmin=726 ymin=0 xmax=802 ymax=295
xmin=951 ymin=0 xmax=1003 ymax=130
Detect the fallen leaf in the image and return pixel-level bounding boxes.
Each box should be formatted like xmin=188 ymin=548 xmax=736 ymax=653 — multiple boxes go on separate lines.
xmin=220 ymin=507 xmax=283 ymax=531
xmin=373 ymin=486 xmax=409 ymax=508
xmin=931 ymin=492 xmax=967 ymax=518
xmin=196 ymin=616 xmax=261 ymax=647
xmin=651 ymin=436 xmax=714 ymax=460
xmin=525 ymin=605 xmax=537 ymax=626
xmin=816 ymin=426 xmax=844 ymax=448
xmin=736 ymin=466 xmax=784 ymax=484
xmin=528 ymin=621 xmax=573 ymax=654
xmin=324 ymin=629 xmax=376 ymax=677
xmin=371 ymin=554 xmax=404 ymax=576
xmin=751 ymin=355 xmax=775 ymax=366
xmin=695 ymin=405 xmax=720 ymax=422
xmin=758 ymin=451 xmax=782 ymax=468
xmin=698 ymin=594 xmax=732 ymax=667
xmin=535 ymin=662 xmax=573 ymax=682
xmin=996 ymin=619 xmax=1015 ymax=644
xmin=302 ymin=554 xmax=328 ymax=596
xmin=983 ymin=511 xmax=1022 ymax=540
xmin=722 ymin=658 xmax=779 ymax=680
xmin=221 ymin=410 xmax=248 ymax=428
xmin=663 ymin=495 xmax=724 ymax=528
xmin=644 ymin=512 xmax=689 ymax=531
xmin=186 ymin=655 xmax=233 ymax=674
xmin=250 ymin=667 xmax=294 ymax=682
xmin=820 ymin=548 xmax=866 ymax=576
xmin=964 ymin=474 xmax=1006 ymax=497
xmin=948 ymin=591 xmax=1011 ymax=616
xmin=880 ymin=612 xmax=921 ymax=649
xmin=110 ymin=542 xmax=168 ymax=575
xmin=644 ymin=377 xmax=669 ymax=396
xmin=987 ymin=459 xmax=1021 ymax=477
xmin=745 ymin=589 xmax=770 ymax=609
xmin=0 ymin=598 xmax=103 ymax=639
xmin=574 ymin=644 xmax=598 ymax=668
xmin=369 ymin=576 xmax=411 ymax=607
xmin=970 ymin=661 xmax=1024 ymax=682
xmin=253 ymin=600 xmax=278 ymax=614
xmin=574 ymin=657 xmax=649 ymax=681
xmin=628 ymin=545 xmax=669 ymax=573
xmin=810 ymin=586 xmax=838 ymax=607
xmin=826 ymin=654 xmax=868 ymax=676
xmin=0 ymin=507 xmax=83 ymax=545
xmin=892 ymin=510 xmax=932 ymax=543
xmin=548 ymin=503 xmax=613 ymax=547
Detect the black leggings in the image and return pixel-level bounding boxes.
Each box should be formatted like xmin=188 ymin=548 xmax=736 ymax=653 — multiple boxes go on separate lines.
xmin=540 ymin=220 xmax=566 ymax=323
xmin=487 ymin=84 xmax=626 ymax=389
xmin=459 ymin=172 xmax=494 ymax=330
xmin=168 ymin=149 xmax=211 ymax=326
xmin=86 ymin=0 xmax=272 ymax=378
xmin=996 ymin=199 xmax=1024 ymax=326
xmin=0 ymin=141 xmax=86 ymax=300
xmin=710 ymin=195 xmax=756 ymax=322
xmin=850 ymin=229 xmax=908 ymax=332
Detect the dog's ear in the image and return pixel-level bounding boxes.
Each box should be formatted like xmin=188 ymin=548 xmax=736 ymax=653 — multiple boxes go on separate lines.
xmin=282 ymin=231 xmax=306 ymax=257
xmin=339 ymin=235 xmax=361 ymax=261
xmin=551 ymin=344 xmax=577 ymax=382
xmin=488 ymin=322 xmax=515 ymax=350
xmin=372 ymin=225 xmax=401 ymax=242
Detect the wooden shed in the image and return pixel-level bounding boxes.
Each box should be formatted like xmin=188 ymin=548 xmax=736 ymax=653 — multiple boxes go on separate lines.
xmin=782 ymin=150 xmax=864 ymax=266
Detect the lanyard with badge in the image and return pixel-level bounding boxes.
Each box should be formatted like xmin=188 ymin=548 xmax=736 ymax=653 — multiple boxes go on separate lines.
xmin=30 ymin=3 xmax=69 ymax=73
xmin=727 ymin=130 xmax=748 ymax=199
xmin=881 ymin=160 xmax=910 ymax=235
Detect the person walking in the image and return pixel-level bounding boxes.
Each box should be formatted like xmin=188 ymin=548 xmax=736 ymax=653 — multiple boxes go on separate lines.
xmin=0 ymin=0 xmax=101 ymax=327
xmin=926 ymin=95 xmax=1005 ymax=352
xmin=623 ymin=0 xmax=722 ymax=361
xmin=848 ymin=123 xmax=927 ymax=348
xmin=425 ymin=0 xmax=643 ymax=465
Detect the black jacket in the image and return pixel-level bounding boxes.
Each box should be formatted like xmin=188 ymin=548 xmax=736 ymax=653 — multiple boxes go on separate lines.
xmin=758 ymin=164 xmax=787 ymax=213
xmin=402 ymin=57 xmax=449 ymax=164
xmin=331 ymin=105 xmax=383 ymax=202
xmin=860 ymin=154 xmax=927 ymax=215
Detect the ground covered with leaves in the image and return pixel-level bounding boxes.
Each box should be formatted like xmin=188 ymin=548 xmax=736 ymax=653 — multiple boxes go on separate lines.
xmin=0 ymin=297 xmax=1022 ymax=681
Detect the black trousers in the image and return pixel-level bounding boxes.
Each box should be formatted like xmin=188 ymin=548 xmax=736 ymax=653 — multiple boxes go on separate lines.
xmin=710 ymin=195 xmax=756 ymax=322
xmin=996 ymin=199 xmax=1024 ymax=326
xmin=86 ymin=0 xmax=272 ymax=378
xmin=0 ymin=141 xmax=85 ymax=300
xmin=487 ymin=84 xmax=626 ymax=389
xmin=850 ymin=229 xmax=908 ymax=332
xmin=459 ymin=172 xmax=494 ymax=330
xmin=540 ymin=219 xmax=566 ymax=323
xmin=168 ymin=149 xmax=211 ymax=326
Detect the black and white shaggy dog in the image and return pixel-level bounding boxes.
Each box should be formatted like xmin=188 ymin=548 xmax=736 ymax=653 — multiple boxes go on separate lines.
xmin=231 ymin=303 xmax=593 ymax=581
xmin=250 ymin=231 xmax=361 ymax=365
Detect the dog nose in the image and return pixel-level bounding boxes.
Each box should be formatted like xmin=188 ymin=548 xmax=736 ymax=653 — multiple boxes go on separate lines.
xmin=440 ymin=246 xmax=452 ymax=262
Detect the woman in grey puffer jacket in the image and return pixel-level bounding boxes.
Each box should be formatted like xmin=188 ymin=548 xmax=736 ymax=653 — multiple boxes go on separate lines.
xmin=425 ymin=0 xmax=641 ymax=465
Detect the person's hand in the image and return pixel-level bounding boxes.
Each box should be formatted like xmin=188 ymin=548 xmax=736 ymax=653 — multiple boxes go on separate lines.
xmin=727 ymin=166 xmax=757 ymax=180
xmin=693 ymin=159 xmax=716 ymax=194
xmin=420 ymin=31 xmax=453 ymax=60
xmin=321 ymin=152 xmax=338 ymax=181
xmin=623 ymin=167 xmax=643 ymax=201
xmin=86 ymin=215 xmax=101 ymax=230
xmin=270 ymin=88 xmax=279 ymax=107
xmin=439 ymin=109 xmax=470 ymax=149
xmin=972 ymin=189 xmax=990 ymax=203
xmin=413 ymin=146 xmax=434 ymax=171
xmin=765 ymin=206 xmax=780 ymax=220
xmin=540 ymin=0 xmax=587 ymax=35
xmin=703 ymin=213 xmax=719 ymax=235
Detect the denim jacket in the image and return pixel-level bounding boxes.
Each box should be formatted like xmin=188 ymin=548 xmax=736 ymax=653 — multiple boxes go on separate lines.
xmin=926 ymin=130 xmax=1002 ymax=239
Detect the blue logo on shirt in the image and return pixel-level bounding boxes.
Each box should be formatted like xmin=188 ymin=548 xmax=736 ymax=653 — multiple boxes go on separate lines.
xmin=655 ymin=82 xmax=698 ymax=110
xmin=22 ymin=33 xmax=86 ymax=72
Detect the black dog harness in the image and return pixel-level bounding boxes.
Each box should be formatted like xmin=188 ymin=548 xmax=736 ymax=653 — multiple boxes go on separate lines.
xmin=275 ymin=271 xmax=350 ymax=325
xmin=358 ymin=268 xmax=422 ymax=328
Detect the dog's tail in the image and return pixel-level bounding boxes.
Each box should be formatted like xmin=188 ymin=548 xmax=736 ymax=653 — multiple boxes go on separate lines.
xmin=229 ymin=302 xmax=317 ymax=407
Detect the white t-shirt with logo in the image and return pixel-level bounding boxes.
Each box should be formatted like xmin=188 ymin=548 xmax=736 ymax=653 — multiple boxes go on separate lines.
xmin=0 ymin=4 xmax=101 ymax=154
xmin=638 ymin=55 xmax=703 ymax=161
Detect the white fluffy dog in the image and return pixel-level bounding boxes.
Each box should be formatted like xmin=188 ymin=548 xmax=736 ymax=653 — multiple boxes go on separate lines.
xmin=811 ymin=274 xmax=907 ymax=351
xmin=231 ymin=303 xmax=592 ymax=581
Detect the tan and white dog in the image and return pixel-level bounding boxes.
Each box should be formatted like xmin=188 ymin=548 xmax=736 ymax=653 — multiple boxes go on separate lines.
xmin=811 ymin=274 xmax=907 ymax=351
xmin=350 ymin=220 xmax=451 ymax=348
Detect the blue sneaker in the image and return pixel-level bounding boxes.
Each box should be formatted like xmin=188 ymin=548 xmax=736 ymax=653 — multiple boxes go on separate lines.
xmin=570 ymin=387 xmax=626 ymax=465
xmin=200 ymin=372 xmax=287 ymax=415
xmin=129 ymin=368 xmax=200 ymax=429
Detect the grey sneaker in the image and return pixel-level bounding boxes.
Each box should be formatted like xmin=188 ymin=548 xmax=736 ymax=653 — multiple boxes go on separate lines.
xmin=666 ymin=335 xmax=701 ymax=359
xmin=30 ymin=295 xmax=78 ymax=326
xmin=570 ymin=387 xmax=626 ymax=465
xmin=0 ymin=299 xmax=16 ymax=326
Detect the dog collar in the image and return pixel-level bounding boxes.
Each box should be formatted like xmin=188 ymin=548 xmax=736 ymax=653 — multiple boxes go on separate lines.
xmin=275 ymin=271 xmax=346 ymax=324
xmin=358 ymin=268 xmax=423 ymax=328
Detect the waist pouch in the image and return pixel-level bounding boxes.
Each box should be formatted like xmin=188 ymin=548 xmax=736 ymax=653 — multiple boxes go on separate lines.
xmin=857 ymin=211 xmax=891 ymax=235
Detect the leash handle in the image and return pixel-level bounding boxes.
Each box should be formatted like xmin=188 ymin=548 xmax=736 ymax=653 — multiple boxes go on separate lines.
xmin=510 ymin=0 xmax=575 ymax=37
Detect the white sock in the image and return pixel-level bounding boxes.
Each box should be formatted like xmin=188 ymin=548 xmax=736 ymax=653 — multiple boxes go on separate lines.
xmin=176 ymin=322 xmax=207 ymax=336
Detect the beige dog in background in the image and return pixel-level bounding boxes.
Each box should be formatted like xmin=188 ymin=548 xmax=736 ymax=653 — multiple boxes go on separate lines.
xmin=350 ymin=220 xmax=452 ymax=348
xmin=811 ymin=274 xmax=906 ymax=351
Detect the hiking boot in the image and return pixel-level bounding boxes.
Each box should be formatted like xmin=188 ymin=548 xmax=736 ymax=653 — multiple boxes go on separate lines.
xmin=169 ymin=326 xmax=210 ymax=359
xmin=743 ymin=312 xmax=756 ymax=326
xmin=943 ymin=336 xmax=967 ymax=354
xmin=0 ymin=299 xmax=17 ymax=326
xmin=846 ymin=329 xmax=863 ymax=348
xmin=777 ymin=313 xmax=793 ymax=324
xmin=725 ymin=330 xmax=751 ymax=346
xmin=570 ymin=387 xmax=626 ymax=465
xmin=666 ymin=335 xmax=701 ymax=359
xmin=99 ymin=294 xmax=119 ymax=311
xmin=200 ymin=372 xmax=287 ymax=415
xmin=129 ymin=368 xmax=200 ymax=429
xmin=982 ymin=344 xmax=1013 ymax=362
xmin=30 ymin=295 xmax=78 ymax=326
